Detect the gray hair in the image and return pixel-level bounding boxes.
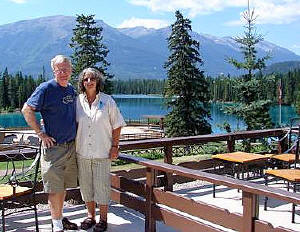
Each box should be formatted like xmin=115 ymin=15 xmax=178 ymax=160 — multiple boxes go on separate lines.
xmin=78 ymin=68 xmax=105 ymax=94
xmin=51 ymin=55 xmax=72 ymax=70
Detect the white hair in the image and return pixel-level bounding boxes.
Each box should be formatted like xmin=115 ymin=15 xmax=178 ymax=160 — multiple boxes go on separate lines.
xmin=51 ymin=55 xmax=72 ymax=70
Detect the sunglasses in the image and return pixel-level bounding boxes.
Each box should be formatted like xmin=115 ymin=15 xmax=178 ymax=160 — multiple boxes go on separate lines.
xmin=83 ymin=77 xmax=96 ymax=82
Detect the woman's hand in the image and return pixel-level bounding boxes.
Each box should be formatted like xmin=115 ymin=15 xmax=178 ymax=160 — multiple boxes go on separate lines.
xmin=109 ymin=146 xmax=119 ymax=160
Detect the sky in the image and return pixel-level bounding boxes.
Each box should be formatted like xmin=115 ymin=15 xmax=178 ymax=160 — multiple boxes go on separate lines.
xmin=1 ymin=0 xmax=300 ymax=55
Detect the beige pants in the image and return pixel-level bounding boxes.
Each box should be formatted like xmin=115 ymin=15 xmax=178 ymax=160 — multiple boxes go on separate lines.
xmin=77 ymin=156 xmax=111 ymax=205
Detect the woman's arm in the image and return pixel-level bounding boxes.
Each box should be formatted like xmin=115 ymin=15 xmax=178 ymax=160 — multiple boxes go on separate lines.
xmin=109 ymin=127 xmax=122 ymax=160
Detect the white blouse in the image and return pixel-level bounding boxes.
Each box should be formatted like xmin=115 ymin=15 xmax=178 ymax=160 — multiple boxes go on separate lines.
xmin=76 ymin=93 xmax=126 ymax=159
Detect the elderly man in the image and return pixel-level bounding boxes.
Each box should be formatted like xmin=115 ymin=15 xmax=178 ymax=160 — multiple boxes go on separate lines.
xmin=22 ymin=55 xmax=78 ymax=232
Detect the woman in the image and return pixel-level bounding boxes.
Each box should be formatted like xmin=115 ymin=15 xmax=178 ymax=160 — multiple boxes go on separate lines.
xmin=76 ymin=68 xmax=126 ymax=232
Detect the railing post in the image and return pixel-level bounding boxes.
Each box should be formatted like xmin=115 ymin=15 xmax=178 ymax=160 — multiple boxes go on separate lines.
xmin=242 ymin=191 xmax=259 ymax=232
xmin=164 ymin=145 xmax=173 ymax=191
xmin=145 ymin=167 xmax=156 ymax=232
xmin=278 ymin=133 xmax=288 ymax=154
xmin=227 ymin=135 xmax=235 ymax=152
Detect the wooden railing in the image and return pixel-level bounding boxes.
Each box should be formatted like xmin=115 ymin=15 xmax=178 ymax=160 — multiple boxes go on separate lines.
xmin=1 ymin=127 xmax=297 ymax=231
xmin=119 ymin=127 xmax=289 ymax=191
xmin=120 ymin=132 xmax=163 ymax=141
xmin=113 ymin=153 xmax=300 ymax=232
xmin=110 ymin=127 xmax=299 ymax=232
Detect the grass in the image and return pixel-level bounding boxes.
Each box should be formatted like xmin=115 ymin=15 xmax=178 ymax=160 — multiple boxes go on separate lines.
xmin=0 ymin=160 xmax=33 ymax=170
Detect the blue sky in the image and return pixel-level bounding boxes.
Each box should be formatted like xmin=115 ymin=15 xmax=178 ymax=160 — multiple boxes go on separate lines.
xmin=1 ymin=0 xmax=300 ymax=55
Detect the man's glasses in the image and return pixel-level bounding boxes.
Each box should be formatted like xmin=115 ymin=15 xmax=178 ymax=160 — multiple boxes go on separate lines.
xmin=53 ymin=69 xmax=70 ymax=74
xmin=83 ymin=77 xmax=96 ymax=82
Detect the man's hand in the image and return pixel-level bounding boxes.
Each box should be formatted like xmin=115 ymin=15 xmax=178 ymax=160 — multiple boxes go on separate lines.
xmin=38 ymin=132 xmax=56 ymax=148
xmin=109 ymin=146 xmax=119 ymax=160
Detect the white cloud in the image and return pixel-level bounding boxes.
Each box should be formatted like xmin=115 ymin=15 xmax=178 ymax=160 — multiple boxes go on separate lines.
xmin=118 ymin=17 xmax=169 ymax=29
xmin=129 ymin=0 xmax=300 ymax=24
xmin=253 ymin=0 xmax=300 ymax=24
xmin=292 ymin=44 xmax=300 ymax=49
xmin=129 ymin=0 xmax=246 ymax=16
xmin=9 ymin=0 xmax=27 ymax=3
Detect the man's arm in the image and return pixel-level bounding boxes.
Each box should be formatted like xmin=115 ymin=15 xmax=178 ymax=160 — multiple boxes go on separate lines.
xmin=22 ymin=103 xmax=55 ymax=148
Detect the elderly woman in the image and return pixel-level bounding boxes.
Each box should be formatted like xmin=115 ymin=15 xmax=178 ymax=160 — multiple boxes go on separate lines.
xmin=76 ymin=68 xmax=126 ymax=232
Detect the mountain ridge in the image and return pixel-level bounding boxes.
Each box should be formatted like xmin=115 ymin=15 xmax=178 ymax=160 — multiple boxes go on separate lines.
xmin=0 ymin=15 xmax=299 ymax=79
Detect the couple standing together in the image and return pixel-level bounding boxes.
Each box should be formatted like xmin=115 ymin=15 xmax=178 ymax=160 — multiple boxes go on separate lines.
xmin=22 ymin=55 xmax=126 ymax=232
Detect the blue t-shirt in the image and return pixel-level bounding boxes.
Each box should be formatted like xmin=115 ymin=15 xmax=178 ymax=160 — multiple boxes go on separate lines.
xmin=26 ymin=79 xmax=76 ymax=144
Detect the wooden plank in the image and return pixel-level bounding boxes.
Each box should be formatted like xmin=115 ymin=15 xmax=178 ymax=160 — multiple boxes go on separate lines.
xmin=111 ymin=173 xmax=146 ymax=198
xmin=145 ymin=167 xmax=156 ymax=232
xmin=112 ymin=167 xmax=146 ymax=179
xmin=254 ymin=220 xmax=298 ymax=232
xmin=152 ymin=205 xmax=226 ymax=232
xmin=119 ymin=154 xmax=300 ymax=205
xmin=153 ymin=188 xmax=243 ymax=231
xmin=178 ymin=159 xmax=216 ymax=170
xmin=242 ymin=192 xmax=258 ymax=232
xmin=227 ymin=135 xmax=235 ymax=152
xmin=119 ymin=128 xmax=286 ymax=150
xmin=111 ymin=188 xmax=145 ymax=214
xmin=163 ymin=145 xmax=173 ymax=191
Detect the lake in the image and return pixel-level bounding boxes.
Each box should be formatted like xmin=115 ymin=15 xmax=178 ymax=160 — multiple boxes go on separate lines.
xmin=0 ymin=94 xmax=299 ymax=133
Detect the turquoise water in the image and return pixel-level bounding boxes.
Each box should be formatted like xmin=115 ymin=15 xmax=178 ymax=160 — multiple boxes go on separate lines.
xmin=0 ymin=95 xmax=298 ymax=133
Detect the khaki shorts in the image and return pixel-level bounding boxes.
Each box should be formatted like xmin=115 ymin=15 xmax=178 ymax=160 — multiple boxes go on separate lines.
xmin=77 ymin=157 xmax=111 ymax=205
xmin=41 ymin=141 xmax=78 ymax=193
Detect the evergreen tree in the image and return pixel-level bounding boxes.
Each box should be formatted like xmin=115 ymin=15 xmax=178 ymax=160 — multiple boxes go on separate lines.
xmin=36 ymin=66 xmax=47 ymax=86
xmin=7 ymin=76 xmax=16 ymax=110
xmin=2 ymin=68 xmax=9 ymax=109
xmin=163 ymin=10 xmax=211 ymax=137
xmin=296 ymin=78 xmax=300 ymax=114
xmin=0 ymin=72 xmax=3 ymax=109
xmin=15 ymin=72 xmax=24 ymax=109
xmin=70 ymin=14 xmax=113 ymax=93
xmin=226 ymin=6 xmax=273 ymax=131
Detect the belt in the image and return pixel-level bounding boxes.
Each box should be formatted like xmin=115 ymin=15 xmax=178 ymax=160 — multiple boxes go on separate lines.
xmin=56 ymin=139 xmax=74 ymax=146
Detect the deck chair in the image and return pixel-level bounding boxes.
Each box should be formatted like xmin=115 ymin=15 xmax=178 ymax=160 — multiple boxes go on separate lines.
xmin=0 ymin=144 xmax=41 ymax=231
xmin=269 ymin=117 xmax=300 ymax=169
xmin=264 ymin=122 xmax=300 ymax=223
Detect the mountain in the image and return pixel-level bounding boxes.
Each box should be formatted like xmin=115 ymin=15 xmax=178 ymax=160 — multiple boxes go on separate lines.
xmin=0 ymin=15 xmax=299 ymax=79
xmin=263 ymin=61 xmax=300 ymax=75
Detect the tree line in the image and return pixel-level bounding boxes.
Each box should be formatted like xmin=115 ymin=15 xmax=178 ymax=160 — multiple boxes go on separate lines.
xmin=112 ymin=79 xmax=165 ymax=95
xmin=0 ymin=68 xmax=299 ymax=112
xmin=208 ymin=68 xmax=300 ymax=106
xmin=114 ymin=68 xmax=300 ymax=107
xmin=0 ymin=68 xmax=46 ymax=112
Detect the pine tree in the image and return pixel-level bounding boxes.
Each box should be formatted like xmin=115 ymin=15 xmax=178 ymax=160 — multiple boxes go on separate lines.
xmin=226 ymin=5 xmax=273 ymax=131
xmin=2 ymin=68 xmax=9 ymax=109
xmin=36 ymin=66 xmax=47 ymax=86
xmin=0 ymin=72 xmax=3 ymax=110
xmin=163 ymin=10 xmax=211 ymax=137
xmin=70 ymin=14 xmax=113 ymax=93
xmin=7 ymin=76 xmax=16 ymax=110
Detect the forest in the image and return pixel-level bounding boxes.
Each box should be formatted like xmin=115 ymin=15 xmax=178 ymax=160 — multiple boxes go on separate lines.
xmin=0 ymin=68 xmax=299 ymax=112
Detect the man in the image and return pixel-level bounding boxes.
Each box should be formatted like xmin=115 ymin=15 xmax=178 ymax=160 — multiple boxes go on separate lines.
xmin=22 ymin=55 xmax=78 ymax=232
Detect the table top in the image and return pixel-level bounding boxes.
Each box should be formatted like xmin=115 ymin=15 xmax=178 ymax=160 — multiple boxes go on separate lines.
xmin=270 ymin=153 xmax=296 ymax=163
xmin=265 ymin=169 xmax=300 ymax=182
xmin=212 ymin=151 xmax=268 ymax=164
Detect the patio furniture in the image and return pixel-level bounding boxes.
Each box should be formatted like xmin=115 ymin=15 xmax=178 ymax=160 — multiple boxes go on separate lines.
xmin=0 ymin=145 xmax=41 ymax=231
xmin=267 ymin=118 xmax=300 ymax=169
xmin=143 ymin=115 xmax=165 ymax=131
xmin=212 ymin=151 xmax=268 ymax=197
xmin=264 ymin=123 xmax=300 ymax=223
